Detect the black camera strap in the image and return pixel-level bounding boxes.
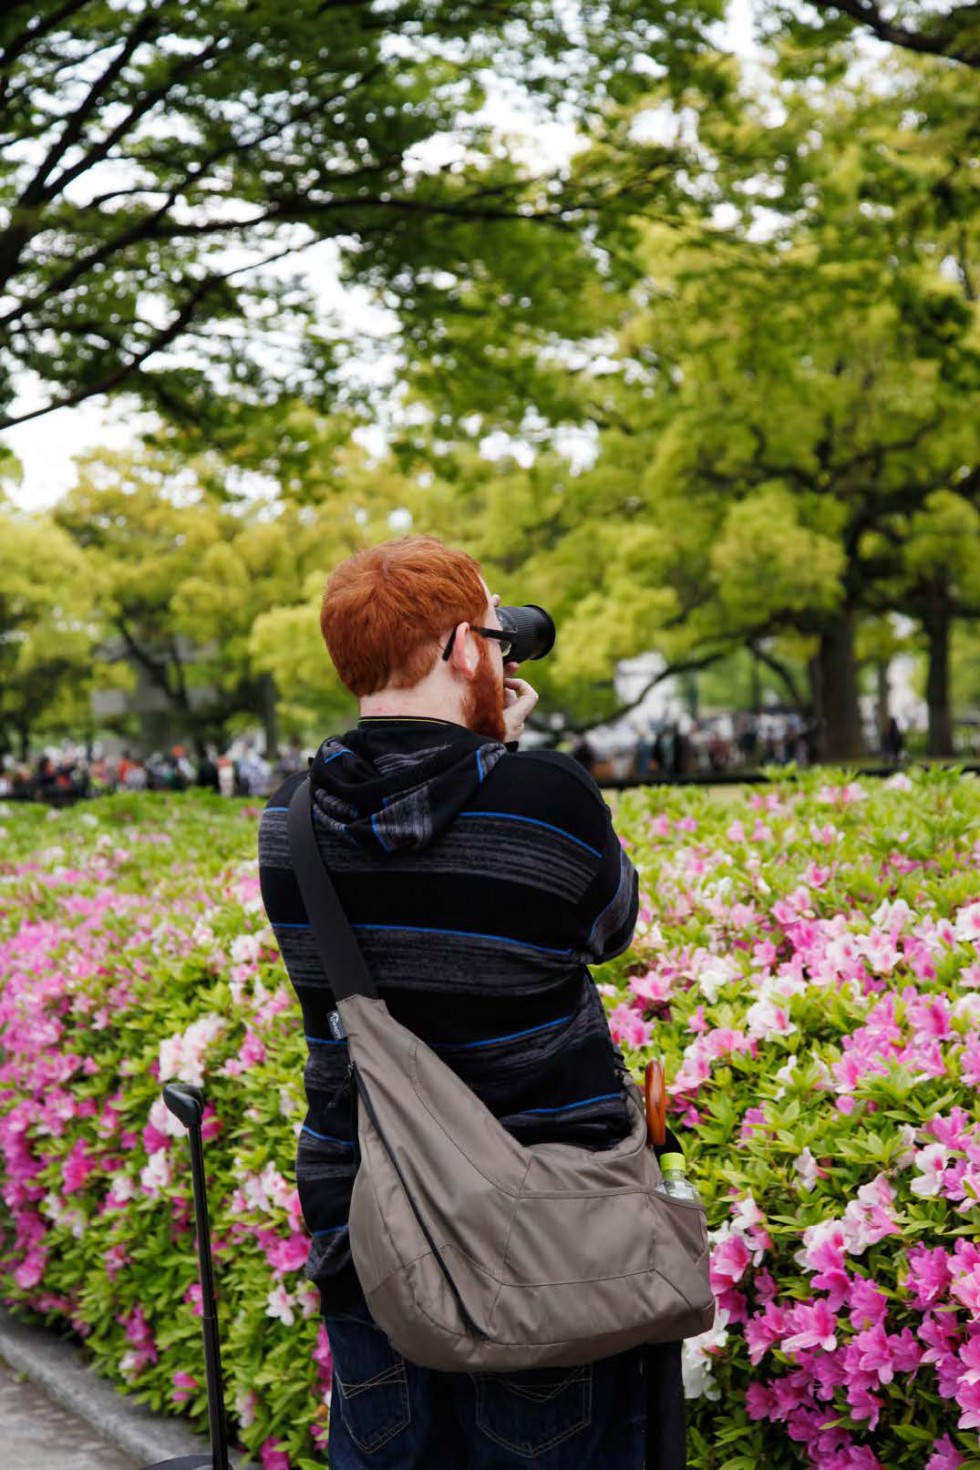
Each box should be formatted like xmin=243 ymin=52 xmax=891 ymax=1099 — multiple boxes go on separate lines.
xmin=286 ymin=778 xmax=379 ymax=1004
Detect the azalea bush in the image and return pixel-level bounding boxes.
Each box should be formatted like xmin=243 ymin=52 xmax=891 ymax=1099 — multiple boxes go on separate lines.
xmin=1 ymin=770 xmax=979 ymax=1469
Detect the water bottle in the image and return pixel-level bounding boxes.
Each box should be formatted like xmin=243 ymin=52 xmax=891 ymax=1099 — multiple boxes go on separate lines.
xmin=658 ymin=1151 xmax=701 ymax=1203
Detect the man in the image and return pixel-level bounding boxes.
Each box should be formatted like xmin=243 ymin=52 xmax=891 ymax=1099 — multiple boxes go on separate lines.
xmin=259 ymin=536 xmax=677 ymax=1468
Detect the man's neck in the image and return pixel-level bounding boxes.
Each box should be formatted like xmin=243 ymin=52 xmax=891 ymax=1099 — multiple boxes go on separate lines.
xmin=359 ymin=689 xmax=467 ymax=725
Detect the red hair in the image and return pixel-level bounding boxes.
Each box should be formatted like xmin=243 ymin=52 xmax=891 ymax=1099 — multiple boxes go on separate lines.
xmin=320 ymin=536 xmax=487 ymax=695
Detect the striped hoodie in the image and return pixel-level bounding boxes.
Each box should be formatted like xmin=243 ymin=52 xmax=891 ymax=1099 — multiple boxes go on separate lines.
xmin=258 ymin=716 xmax=639 ymax=1311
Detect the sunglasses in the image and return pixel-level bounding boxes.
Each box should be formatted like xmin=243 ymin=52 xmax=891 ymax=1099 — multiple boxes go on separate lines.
xmin=441 ymin=624 xmax=516 ymax=662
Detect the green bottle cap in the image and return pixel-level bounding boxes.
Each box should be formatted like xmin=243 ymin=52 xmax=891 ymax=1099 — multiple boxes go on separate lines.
xmin=659 ymin=1153 xmax=686 ymax=1173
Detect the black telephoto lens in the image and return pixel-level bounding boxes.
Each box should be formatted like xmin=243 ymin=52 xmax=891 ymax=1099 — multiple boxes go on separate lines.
xmin=497 ymin=605 xmax=556 ymax=664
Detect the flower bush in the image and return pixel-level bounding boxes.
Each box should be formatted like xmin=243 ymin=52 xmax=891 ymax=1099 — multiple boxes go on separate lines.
xmin=1 ymin=770 xmax=979 ymax=1468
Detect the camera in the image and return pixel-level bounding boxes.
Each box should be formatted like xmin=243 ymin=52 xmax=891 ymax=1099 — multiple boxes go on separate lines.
xmin=497 ymin=605 xmax=556 ymax=665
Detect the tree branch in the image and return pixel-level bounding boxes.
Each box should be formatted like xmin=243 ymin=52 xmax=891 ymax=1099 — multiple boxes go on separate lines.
xmin=748 ymin=639 xmax=805 ymax=712
xmin=16 ymin=15 xmax=160 ymax=211
xmin=114 ymin=618 xmax=176 ymax=703
xmin=0 ymin=0 xmax=96 ymax=80
xmin=806 ymin=0 xmax=980 ymax=66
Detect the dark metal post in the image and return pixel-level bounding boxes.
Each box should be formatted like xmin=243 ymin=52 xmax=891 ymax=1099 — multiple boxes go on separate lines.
xmin=164 ymin=1084 xmax=230 ymax=1470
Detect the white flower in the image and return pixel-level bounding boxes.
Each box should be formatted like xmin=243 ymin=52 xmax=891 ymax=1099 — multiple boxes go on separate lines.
xmin=773 ymin=1055 xmax=798 ymax=1099
xmin=191 ymin=919 xmax=216 ymax=949
xmin=109 ymin=1172 xmax=138 ymax=1202
xmin=871 ymin=897 xmax=913 ymax=934
xmin=230 ymin=932 xmax=263 ymax=966
xmin=894 ymin=1125 xmax=919 ymax=1170
xmin=910 ymin=1143 xmax=949 ymax=1198
xmin=793 ymin=1148 xmax=821 ymax=1192
xmin=884 ymin=771 xmax=913 ymax=792
xmin=158 ymin=1035 xmax=184 ymax=1082
xmin=696 ymin=955 xmax=740 ymax=1004
xmin=235 ymin=1389 xmax=258 ymax=1429
xmin=729 ymin=1193 xmax=765 ymax=1238
xmin=140 ymin=1149 xmax=172 ymax=1196
xmin=744 ymin=987 xmax=797 ymax=1042
xmin=681 ymin=1309 xmax=729 ymax=1401
xmin=266 ymin=1285 xmax=296 ymax=1326
xmin=297 ymin=1281 xmax=320 ymax=1319
xmin=159 ymin=1013 xmax=226 ymax=1087
xmin=954 ymin=902 xmax=980 ymax=946
xmin=148 ymin=1095 xmax=185 ymax=1139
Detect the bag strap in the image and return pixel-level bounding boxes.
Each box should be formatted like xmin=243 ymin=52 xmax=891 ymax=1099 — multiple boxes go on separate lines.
xmin=287 ymin=777 xmax=379 ymax=1003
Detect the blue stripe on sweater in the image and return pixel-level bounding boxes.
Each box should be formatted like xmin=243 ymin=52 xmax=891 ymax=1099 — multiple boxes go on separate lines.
xmin=522 ymin=1091 xmax=623 ymax=1116
xmin=301 ymin=1125 xmax=353 ymax=1148
xmin=351 ymin=923 xmax=573 ymax=957
xmin=431 ymin=1014 xmax=572 ymax=1051
xmin=458 ymin=810 xmax=602 ymax=859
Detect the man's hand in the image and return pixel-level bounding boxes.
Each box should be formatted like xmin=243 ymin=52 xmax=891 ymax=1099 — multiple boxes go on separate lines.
xmin=503 ymin=668 xmax=539 ymax=745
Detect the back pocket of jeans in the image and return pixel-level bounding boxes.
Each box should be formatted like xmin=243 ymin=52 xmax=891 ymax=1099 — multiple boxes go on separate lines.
xmin=474 ymin=1364 xmax=592 ymax=1457
xmin=327 ymin=1312 xmax=411 ymax=1454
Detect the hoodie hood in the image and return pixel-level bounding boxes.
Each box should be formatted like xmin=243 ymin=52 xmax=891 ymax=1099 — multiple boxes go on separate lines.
xmin=310 ymin=719 xmax=507 ymax=853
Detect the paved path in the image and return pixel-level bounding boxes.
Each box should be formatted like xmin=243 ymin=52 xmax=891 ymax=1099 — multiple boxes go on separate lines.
xmin=0 ymin=1356 xmax=137 ymax=1470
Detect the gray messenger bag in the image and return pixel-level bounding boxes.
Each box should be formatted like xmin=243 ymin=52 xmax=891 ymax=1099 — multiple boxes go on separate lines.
xmin=288 ymin=778 xmax=714 ymax=1372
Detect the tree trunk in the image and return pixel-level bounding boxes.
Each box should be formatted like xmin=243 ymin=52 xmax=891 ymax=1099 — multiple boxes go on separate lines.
xmin=876 ymin=660 xmax=891 ymax=750
xmin=260 ymin=673 xmax=279 ymax=760
xmin=807 ymin=652 xmax=824 ymax=758
xmin=817 ymin=612 xmax=866 ymax=763
xmin=924 ymin=610 xmax=954 ymax=756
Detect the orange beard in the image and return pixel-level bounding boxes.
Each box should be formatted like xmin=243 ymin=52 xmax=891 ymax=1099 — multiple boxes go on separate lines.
xmin=464 ymin=639 xmax=506 ymax=743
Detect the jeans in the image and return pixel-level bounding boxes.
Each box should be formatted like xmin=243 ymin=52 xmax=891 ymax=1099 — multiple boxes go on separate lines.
xmin=323 ymin=1299 xmax=650 ymax=1469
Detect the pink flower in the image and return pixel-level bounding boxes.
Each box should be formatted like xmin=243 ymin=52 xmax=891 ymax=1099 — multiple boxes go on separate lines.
xmin=313 ymin=1323 xmax=333 ymax=1395
xmin=266 ymin=1233 xmax=310 ymax=1276
xmin=957 ymin=1376 xmax=980 ymax=1432
xmin=260 ymin=1437 xmax=291 ymax=1470
xmin=905 ymin=1245 xmax=951 ymax=1309
xmin=172 ymin=1370 xmax=198 ymax=1404
xmin=710 ymin=1234 xmax=752 ymax=1293
xmin=926 ymin=1435 xmax=964 ymax=1470
xmin=62 ymin=1139 xmax=96 ymax=1195
xmin=745 ymin=1380 xmax=778 ymax=1419
xmin=629 ymin=969 xmax=673 ymax=1006
xmin=782 ymin=1299 xmax=838 ymax=1354
xmin=951 ymin=1265 xmax=980 ymax=1314
xmin=745 ymin=1302 xmax=789 ymax=1365
xmin=607 ymin=1004 xmax=653 ymax=1051
xmin=848 ymin=1278 xmax=888 ymax=1331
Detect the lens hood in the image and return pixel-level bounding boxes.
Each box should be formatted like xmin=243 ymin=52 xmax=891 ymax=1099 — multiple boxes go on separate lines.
xmin=496 ymin=604 xmax=556 ymax=664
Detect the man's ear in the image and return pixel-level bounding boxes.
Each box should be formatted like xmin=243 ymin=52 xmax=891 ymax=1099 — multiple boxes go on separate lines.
xmin=448 ymin=622 xmax=479 ymax=680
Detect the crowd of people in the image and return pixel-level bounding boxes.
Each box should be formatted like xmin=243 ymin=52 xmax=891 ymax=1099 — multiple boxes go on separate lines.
xmin=0 ymin=739 xmax=306 ymax=804
xmin=0 ymin=712 xmax=912 ymax=805
xmin=571 ymin=711 xmax=907 ymax=783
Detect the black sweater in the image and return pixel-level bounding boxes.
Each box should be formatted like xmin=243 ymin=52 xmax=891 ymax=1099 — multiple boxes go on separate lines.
xmin=258 ymin=716 xmax=639 ymax=1311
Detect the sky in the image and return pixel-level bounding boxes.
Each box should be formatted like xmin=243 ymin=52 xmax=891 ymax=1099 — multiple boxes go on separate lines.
xmin=4 ymin=0 xmax=758 ymax=513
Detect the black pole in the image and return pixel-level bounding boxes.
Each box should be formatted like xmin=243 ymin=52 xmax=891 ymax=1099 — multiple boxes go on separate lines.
xmin=164 ymin=1084 xmax=230 ymax=1470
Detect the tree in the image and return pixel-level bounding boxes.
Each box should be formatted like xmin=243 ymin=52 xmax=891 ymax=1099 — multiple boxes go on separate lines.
xmin=428 ymin=58 xmax=980 ymax=759
xmin=0 ymin=508 xmax=99 ymax=758
xmin=765 ymin=0 xmax=980 ymax=69
xmin=0 ymin=0 xmax=713 ymax=439
xmin=52 ymin=447 xmax=279 ymax=754
xmin=870 ymin=487 xmax=980 ymax=754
